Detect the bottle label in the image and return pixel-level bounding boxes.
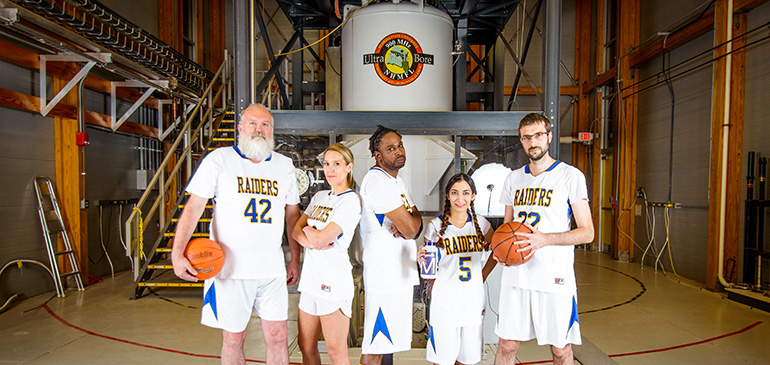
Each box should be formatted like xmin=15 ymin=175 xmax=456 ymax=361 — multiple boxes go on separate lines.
xmin=420 ymin=244 xmax=438 ymax=279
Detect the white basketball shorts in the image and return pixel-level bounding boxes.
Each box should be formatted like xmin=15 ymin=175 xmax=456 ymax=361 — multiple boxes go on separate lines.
xmin=298 ymin=292 xmax=353 ymax=318
xmin=201 ymin=276 xmax=288 ymax=333
xmin=426 ymin=324 xmax=483 ymax=365
xmin=495 ymin=286 xmax=581 ymax=348
xmin=361 ymin=289 xmax=414 ymax=354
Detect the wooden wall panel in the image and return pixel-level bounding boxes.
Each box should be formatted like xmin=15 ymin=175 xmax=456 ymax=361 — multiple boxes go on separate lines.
xmin=53 ymin=75 xmax=87 ymax=281
xmin=613 ymin=0 xmax=640 ymax=260
xmin=209 ymin=0 xmax=226 ymax=71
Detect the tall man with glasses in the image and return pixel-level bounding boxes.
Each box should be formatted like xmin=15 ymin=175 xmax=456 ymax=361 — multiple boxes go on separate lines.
xmin=494 ymin=113 xmax=594 ymax=365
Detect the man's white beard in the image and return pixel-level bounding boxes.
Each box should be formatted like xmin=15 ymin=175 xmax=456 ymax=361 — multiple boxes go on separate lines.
xmin=238 ymin=133 xmax=274 ymax=161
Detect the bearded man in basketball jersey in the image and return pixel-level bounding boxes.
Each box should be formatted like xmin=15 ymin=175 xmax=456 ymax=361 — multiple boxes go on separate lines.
xmin=358 ymin=125 xmax=422 ymax=365
xmin=172 ymin=103 xmax=301 ymax=365
xmin=495 ymin=113 xmax=594 ymax=365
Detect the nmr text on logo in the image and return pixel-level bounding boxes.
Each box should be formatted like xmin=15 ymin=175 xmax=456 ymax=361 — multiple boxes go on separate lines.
xmin=363 ymin=32 xmax=434 ymax=86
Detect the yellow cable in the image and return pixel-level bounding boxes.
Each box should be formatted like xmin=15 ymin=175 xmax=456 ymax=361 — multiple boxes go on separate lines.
xmin=132 ymin=207 xmax=146 ymax=260
xmin=665 ymin=207 xmax=678 ymax=277
xmin=274 ymin=0 xmax=376 ymax=57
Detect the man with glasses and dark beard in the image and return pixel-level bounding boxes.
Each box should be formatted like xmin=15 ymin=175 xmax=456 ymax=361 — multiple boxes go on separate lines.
xmin=494 ymin=113 xmax=594 ymax=365
xmin=172 ymin=103 xmax=301 ymax=365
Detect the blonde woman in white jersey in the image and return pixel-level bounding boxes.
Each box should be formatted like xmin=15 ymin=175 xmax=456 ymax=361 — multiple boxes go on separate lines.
xmin=293 ymin=143 xmax=361 ymax=365
xmin=419 ymin=173 xmax=496 ymax=365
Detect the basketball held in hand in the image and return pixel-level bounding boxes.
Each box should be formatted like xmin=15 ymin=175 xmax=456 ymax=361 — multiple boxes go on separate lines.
xmin=491 ymin=221 xmax=533 ymax=266
xmin=184 ymin=238 xmax=225 ymax=280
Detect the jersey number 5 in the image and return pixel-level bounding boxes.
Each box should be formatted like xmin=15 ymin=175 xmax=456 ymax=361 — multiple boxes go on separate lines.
xmin=244 ymin=198 xmax=272 ymax=223
xmin=458 ymin=256 xmax=472 ymax=282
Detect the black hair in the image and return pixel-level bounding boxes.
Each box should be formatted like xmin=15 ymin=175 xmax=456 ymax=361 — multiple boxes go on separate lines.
xmin=518 ymin=113 xmax=552 ymax=133
xmin=368 ymin=125 xmax=401 ymax=156
xmin=436 ymin=173 xmax=487 ymax=249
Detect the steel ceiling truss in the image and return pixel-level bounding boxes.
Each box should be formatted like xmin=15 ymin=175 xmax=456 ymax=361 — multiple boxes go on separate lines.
xmin=10 ymin=0 xmax=212 ymax=93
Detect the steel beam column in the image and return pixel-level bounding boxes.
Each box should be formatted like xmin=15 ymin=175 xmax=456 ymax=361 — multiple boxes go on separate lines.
xmin=233 ymin=0 xmax=250 ymax=121
xmin=293 ymin=33 xmax=303 ymax=110
xmin=254 ymin=4 xmax=290 ymax=108
xmin=544 ymin=0 xmax=561 ymax=159
xmin=507 ymin=0 xmax=543 ymax=111
xmin=454 ymin=22 xmax=467 ymax=111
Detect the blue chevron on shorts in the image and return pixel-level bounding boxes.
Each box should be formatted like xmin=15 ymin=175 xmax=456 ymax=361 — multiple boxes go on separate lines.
xmin=371 ymin=307 xmax=393 ymax=344
xmin=567 ymin=295 xmax=579 ymax=336
xmin=203 ymin=282 xmax=218 ymax=320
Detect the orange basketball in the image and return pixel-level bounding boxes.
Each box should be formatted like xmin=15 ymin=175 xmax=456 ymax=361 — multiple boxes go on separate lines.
xmin=184 ymin=238 xmax=224 ymax=280
xmin=491 ymin=221 xmax=533 ymax=266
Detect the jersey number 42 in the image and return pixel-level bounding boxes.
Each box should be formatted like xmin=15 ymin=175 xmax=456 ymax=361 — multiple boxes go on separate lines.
xmin=244 ymin=198 xmax=272 ymax=223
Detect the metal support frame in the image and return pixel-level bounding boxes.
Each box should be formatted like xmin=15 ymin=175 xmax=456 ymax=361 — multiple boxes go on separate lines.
xmin=506 ymin=0 xmax=543 ymax=111
xmin=254 ymin=6 xmax=290 ymax=107
xmin=254 ymin=31 xmax=301 ymax=106
xmin=494 ymin=37 xmax=505 ymax=110
xmin=466 ymin=47 xmax=494 ymax=81
xmin=157 ymin=100 xmax=196 ymax=141
xmin=454 ymin=23 xmax=468 ymax=110
xmin=234 ymin=0 xmax=250 ymax=119
xmin=498 ymin=32 xmax=541 ymax=103
xmin=543 ymin=0 xmax=561 ymax=159
xmin=110 ymin=80 xmax=169 ymax=131
xmin=454 ymin=135 xmax=463 ymax=173
xmin=272 ymin=110 xmax=534 ymax=136
xmin=302 ymin=37 xmax=325 ymax=71
xmin=292 ymin=34 xmax=303 ymax=110
xmin=39 ymin=52 xmax=111 ymax=116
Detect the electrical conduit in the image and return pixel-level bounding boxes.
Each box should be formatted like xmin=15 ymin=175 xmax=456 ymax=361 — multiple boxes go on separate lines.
xmin=718 ymin=0 xmax=733 ymax=288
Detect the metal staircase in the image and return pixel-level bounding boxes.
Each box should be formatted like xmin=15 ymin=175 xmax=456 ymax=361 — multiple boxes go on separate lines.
xmin=124 ymin=60 xmax=235 ymax=299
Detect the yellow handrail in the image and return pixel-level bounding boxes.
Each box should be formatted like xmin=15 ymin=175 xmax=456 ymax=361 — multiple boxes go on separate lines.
xmin=124 ymin=58 xmax=230 ymax=281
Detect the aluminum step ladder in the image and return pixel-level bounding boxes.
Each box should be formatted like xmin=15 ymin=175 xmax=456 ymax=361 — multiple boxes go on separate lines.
xmin=33 ymin=176 xmax=85 ymax=297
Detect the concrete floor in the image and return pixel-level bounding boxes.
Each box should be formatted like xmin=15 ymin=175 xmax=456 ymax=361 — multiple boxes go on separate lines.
xmin=1 ymin=250 xmax=769 ymax=364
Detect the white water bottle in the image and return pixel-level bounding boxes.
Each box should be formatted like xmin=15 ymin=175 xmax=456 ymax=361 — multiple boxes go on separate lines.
xmin=420 ymin=242 xmax=438 ymax=279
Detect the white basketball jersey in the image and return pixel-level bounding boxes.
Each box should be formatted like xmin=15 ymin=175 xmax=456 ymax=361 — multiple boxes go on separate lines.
xmin=298 ymin=189 xmax=361 ymax=301
xmin=359 ymin=167 xmax=419 ymax=294
xmin=499 ymin=161 xmax=588 ymax=293
xmin=425 ymin=214 xmax=491 ymax=327
xmin=186 ymin=147 xmax=299 ymax=279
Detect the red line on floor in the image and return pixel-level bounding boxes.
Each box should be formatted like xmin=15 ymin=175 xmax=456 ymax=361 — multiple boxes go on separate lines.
xmin=43 ymin=304 xmax=303 ymax=364
xmin=44 ymin=302 xmax=762 ymax=364
xmin=514 ymin=321 xmax=763 ymax=364
xmin=609 ymin=321 xmax=763 ymax=358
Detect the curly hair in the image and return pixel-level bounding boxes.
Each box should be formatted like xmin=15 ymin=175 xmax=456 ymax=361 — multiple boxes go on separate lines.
xmin=436 ymin=173 xmax=487 ymax=249
xmin=368 ymin=125 xmax=401 ymax=156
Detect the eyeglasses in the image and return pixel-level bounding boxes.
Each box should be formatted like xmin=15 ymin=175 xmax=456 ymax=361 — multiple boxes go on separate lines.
xmin=520 ymin=131 xmax=549 ymax=142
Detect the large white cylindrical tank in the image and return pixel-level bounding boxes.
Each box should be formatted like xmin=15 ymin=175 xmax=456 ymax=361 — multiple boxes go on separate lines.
xmin=342 ymin=2 xmax=452 ymax=111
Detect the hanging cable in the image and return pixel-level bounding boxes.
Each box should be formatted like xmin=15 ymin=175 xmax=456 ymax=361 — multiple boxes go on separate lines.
xmin=274 ymin=0 xmax=376 ymax=57
xmin=95 ymin=205 xmax=115 ymax=277
xmin=621 ymin=19 xmax=770 ymax=98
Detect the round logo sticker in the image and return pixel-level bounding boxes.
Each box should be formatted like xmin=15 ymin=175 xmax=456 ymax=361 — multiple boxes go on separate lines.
xmin=363 ymin=33 xmax=434 ymax=86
